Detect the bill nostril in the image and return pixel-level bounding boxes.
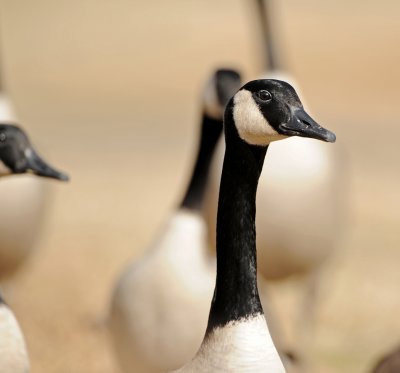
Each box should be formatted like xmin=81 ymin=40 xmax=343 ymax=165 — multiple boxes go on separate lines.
xmin=301 ymin=119 xmax=312 ymax=127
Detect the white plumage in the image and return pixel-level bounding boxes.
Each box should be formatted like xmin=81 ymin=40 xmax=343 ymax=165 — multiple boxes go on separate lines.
xmin=109 ymin=210 xmax=215 ymax=372
xmin=0 ymin=298 xmax=29 ymax=373
xmin=172 ymin=315 xmax=285 ymax=373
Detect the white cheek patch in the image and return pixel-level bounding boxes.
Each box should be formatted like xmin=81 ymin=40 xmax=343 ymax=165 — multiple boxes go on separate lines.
xmin=24 ymin=148 xmax=33 ymax=159
xmin=233 ymin=89 xmax=286 ymax=146
xmin=203 ymin=75 xmax=223 ymax=120
xmin=0 ymin=159 xmax=12 ymax=176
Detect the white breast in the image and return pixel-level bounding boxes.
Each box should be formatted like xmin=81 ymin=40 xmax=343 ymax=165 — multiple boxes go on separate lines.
xmin=172 ymin=314 xmax=285 ymax=373
xmin=0 ymin=301 xmax=30 ymax=373
xmin=108 ymin=209 xmax=216 ymax=372
xmin=256 ymin=137 xmax=342 ymax=277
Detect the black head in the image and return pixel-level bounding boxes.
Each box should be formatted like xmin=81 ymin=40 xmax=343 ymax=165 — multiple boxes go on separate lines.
xmin=203 ymin=68 xmax=242 ymax=120
xmin=0 ymin=124 xmax=69 ymax=181
xmin=230 ymin=79 xmax=336 ymax=145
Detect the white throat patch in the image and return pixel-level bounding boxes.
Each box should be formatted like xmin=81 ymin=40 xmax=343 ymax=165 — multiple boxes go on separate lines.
xmin=233 ymin=89 xmax=286 ymax=146
xmin=203 ymin=76 xmax=223 ymax=120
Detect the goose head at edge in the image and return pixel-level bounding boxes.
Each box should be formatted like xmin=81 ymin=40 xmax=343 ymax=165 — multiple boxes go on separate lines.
xmin=0 ymin=124 xmax=69 ymax=181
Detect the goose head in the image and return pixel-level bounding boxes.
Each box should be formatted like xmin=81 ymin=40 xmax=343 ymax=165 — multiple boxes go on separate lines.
xmin=203 ymin=68 xmax=242 ymax=120
xmin=0 ymin=124 xmax=69 ymax=181
xmin=229 ymin=79 xmax=336 ymax=145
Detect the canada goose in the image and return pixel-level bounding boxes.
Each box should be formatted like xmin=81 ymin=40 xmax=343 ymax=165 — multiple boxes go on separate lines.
xmin=372 ymin=346 xmax=400 ymax=373
xmin=204 ymin=0 xmax=343 ymax=280
xmin=0 ymin=65 xmax=49 ymax=279
xmin=108 ymin=69 xmax=242 ymax=373
xmin=202 ymin=2 xmax=344 ymax=366
xmin=173 ymin=79 xmax=335 ymax=373
xmin=0 ymin=123 xmax=68 ymax=373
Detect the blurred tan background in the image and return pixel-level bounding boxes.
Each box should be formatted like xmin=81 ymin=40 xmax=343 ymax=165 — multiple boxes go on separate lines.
xmin=0 ymin=0 xmax=399 ymax=372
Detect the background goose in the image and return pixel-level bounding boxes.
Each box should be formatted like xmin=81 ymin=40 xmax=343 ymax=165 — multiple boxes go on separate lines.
xmin=0 ymin=123 xmax=68 ymax=373
xmin=0 ymin=53 xmax=50 ymax=279
xmin=173 ymin=79 xmax=335 ymax=373
xmin=371 ymin=346 xmax=400 ymax=373
xmin=1 ymin=3 xmax=396 ymax=371
xmin=107 ymin=69 xmax=242 ymax=373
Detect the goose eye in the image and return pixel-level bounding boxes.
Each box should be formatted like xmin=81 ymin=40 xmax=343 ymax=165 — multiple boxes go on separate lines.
xmin=0 ymin=133 xmax=6 ymax=142
xmin=257 ymin=90 xmax=272 ymax=102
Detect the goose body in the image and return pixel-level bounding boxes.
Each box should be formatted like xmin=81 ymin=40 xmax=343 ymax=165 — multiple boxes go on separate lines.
xmin=173 ymin=79 xmax=335 ymax=373
xmin=110 ymin=210 xmax=215 ymax=372
xmin=0 ymin=92 xmax=47 ymax=278
xmin=108 ymin=69 xmax=242 ymax=373
xmin=0 ymin=123 xmax=69 ymax=373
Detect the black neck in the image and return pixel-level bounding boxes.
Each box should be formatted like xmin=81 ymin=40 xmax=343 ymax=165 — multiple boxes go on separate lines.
xmin=180 ymin=113 xmax=223 ymax=211
xmin=207 ymin=107 xmax=268 ymax=331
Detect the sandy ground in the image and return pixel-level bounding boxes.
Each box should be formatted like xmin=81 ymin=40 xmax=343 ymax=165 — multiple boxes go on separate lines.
xmin=0 ymin=1 xmax=400 ymax=372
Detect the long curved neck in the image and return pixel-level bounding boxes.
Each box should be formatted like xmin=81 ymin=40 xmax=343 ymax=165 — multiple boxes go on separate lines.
xmin=207 ymin=108 xmax=268 ymax=331
xmin=0 ymin=31 xmax=4 ymax=94
xmin=180 ymin=114 xmax=222 ymax=211
xmin=255 ymin=0 xmax=283 ymax=71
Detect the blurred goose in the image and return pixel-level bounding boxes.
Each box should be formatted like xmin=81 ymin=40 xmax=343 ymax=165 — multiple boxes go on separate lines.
xmin=254 ymin=0 xmax=345 ymax=281
xmin=0 ymin=61 xmax=49 ymax=279
xmin=173 ymin=79 xmax=335 ymax=373
xmin=0 ymin=123 xmax=68 ymax=373
xmin=108 ymin=69 xmax=242 ymax=373
xmin=372 ymin=346 xmax=400 ymax=373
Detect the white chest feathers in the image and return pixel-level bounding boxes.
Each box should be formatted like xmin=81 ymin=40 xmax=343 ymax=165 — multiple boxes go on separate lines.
xmin=173 ymin=314 xmax=285 ymax=373
xmin=0 ymin=302 xmax=30 ymax=373
xmin=109 ymin=209 xmax=216 ymax=372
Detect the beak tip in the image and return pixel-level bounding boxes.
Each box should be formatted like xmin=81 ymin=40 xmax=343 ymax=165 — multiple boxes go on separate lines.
xmin=325 ymin=132 xmax=336 ymax=143
xmin=58 ymin=173 xmax=70 ymax=182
